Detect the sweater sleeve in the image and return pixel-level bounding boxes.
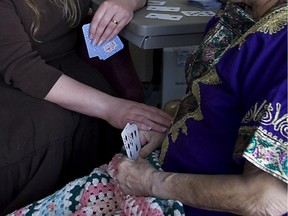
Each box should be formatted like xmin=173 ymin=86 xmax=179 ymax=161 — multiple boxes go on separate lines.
xmin=0 ymin=0 xmax=63 ymax=99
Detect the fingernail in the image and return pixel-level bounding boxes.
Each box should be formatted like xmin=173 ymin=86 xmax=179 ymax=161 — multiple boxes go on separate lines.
xmin=97 ymin=40 xmax=103 ymax=46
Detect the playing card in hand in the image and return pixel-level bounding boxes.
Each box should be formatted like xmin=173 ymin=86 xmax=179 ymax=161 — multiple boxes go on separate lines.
xmin=82 ymin=23 xmax=124 ymax=60
xmin=121 ymin=123 xmax=141 ymax=160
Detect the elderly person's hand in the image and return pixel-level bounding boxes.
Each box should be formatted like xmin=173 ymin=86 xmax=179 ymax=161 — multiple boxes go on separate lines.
xmin=116 ymin=156 xmax=288 ymax=215
xmin=89 ymin=0 xmax=146 ymax=45
xmin=138 ymin=130 xmax=167 ymax=158
xmin=116 ymin=156 xmax=158 ymax=196
xmin=116 ymin=130 xmax=166 ymax=195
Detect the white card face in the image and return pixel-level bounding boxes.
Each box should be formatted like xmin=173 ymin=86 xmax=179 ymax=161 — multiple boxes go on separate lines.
xmin=181 ymin=10 xmax=215 ymax=17
xmin=121 ymin=123 xmax=141 ymax=160
xmin=145 ymin=13 xmax=183 ymax=21
xmin=147 ymin=1 xmax=166 ymax=6
xmin=146 ymin=6 xmax=180 ymax=12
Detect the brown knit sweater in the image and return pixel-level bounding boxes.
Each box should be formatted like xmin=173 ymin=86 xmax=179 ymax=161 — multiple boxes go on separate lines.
xmin=0 ymin=0 xmax=90 ymax=98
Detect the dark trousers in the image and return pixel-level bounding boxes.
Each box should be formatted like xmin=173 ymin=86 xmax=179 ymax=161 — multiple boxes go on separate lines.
xmin=0 ymin=53 xmax=122 ymax=215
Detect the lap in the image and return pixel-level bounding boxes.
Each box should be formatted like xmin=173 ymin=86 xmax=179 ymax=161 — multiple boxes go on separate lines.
xmin=0 ymin=79 xmax=121 ymax=215
xmin=7 ymin=152 xmax=185 ymax=216
xmin=0 ymin=80 xmax=80 ymax=214
xmin=0 ymin=80 xmax=79 ymax=167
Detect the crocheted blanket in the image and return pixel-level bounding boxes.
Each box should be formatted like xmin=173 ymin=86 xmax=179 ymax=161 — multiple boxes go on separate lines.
xmin=8 ymin=151 xmax=184 ymax=216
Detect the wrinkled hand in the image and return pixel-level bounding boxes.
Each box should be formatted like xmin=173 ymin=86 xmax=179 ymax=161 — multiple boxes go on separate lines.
xmin=139 ymin=130 xmax=166 ymax=158
xmin=89 ymin=0 xmax=134 ymax=45
xmin=116 ymin=156 xmax=158 ymax=196
xmin=106 ymin=98 xmax=173 ymax=133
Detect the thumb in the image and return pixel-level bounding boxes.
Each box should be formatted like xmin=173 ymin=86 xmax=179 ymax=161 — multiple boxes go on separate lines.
xmin=139 ymin=142 xmax=155 ymax=158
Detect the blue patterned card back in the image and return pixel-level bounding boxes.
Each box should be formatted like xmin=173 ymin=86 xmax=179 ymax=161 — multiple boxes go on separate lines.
xmin=82 ymin=23 xmax=124 ymax=60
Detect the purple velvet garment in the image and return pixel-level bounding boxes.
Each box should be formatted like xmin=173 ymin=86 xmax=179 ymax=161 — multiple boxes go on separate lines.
xmin=160 ymin=3 xmax=287 ymax=216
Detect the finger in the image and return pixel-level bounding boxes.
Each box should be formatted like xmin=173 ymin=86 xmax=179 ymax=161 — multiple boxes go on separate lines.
xmin=139 ymin=130 xmax=150 ymax=146
xmin=90 ymin=5 xmax=107 ymax=42
xmin=135 ymin=122 xmax=152 ymax=131
xmin=136 ymin=122 xmax=168 ymax=133
xmin=137 ymin=113 xmax=171 ymax=132
xmin=105 ymin=21 xmax=124 ymax=41
xmin=146 ymin=103 xmax=174 ymax=118
xmin=94 ymin=14 xmax=115 ymax=45
xmin=91 ymin=8 xmax=115 ymax=44
xmin=142 ymin=106 xmax=174 ymax=127
xmin=139 ymin=144 xmax=156 ymax=158
xmin=105 ymin=15 xmax=132 ymax=41
xmin=150 ymin=123 xmax=169 ymax=133
xmin=133 ymin=107 xmax=173 ymax=128
xmin=124 ymin=112 xmax=170 ymax=132
xmin=98 ymin=17 xmax=125 ymax=43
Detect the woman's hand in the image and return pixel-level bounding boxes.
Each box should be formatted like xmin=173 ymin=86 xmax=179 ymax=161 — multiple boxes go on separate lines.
xmin=45 ymin=75 xmax=172 ymax=133
xmin=89 ymin=0 xmax=146 ymax=45
xmin=105 ymin=97 xmax=173 ymax=133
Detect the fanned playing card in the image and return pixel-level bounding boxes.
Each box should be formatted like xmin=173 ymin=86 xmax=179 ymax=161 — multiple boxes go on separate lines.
xmin=97 ymin=36 xmax=124 ymax=60
xmin=82 ymin=23 xmax=124 ymax=60
xmin=145 ymin=13 xmax=183 ymax=21
xmin=181 ymin=10 xmax=215 ymax=16
xmin=147 ymin=1 xmax=166 ymax=6
xmin=121 ymin=123 xmax=141 ymax=160
xmin=146 ymin=6 xmax=180 ymax=12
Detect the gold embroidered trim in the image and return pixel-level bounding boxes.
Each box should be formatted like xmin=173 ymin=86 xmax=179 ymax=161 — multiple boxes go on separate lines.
xmin=190 ymin=68 xmax=222 ymax=121
xmin=159 ymin=68 xmax=221 ymax=164
xmin=233 ymin=5 xmax=288 ymax=48
xmin=242 ymin=100 xmax=288 ymax=140
xmin=159 ymin=136 xmax=169 ymax=164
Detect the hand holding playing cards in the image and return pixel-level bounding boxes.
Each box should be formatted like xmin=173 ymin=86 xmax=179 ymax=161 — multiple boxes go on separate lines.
xmin=121 ymin=124 xmax=166 ymax=160
xmin=117 ymin=128 xmax=169 ymax=197
xmin=89 ymin=0 xmax=146 ymax=45
xmin=138 ymin=130 xmax=166 ymax=158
